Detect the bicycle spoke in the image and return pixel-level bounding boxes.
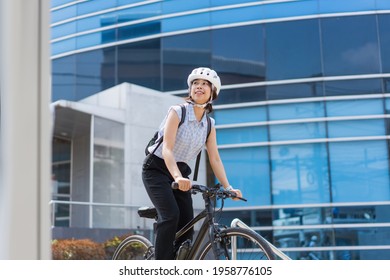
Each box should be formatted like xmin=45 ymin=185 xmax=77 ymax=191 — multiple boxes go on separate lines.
xmin=197 ymin=228 xmax=275 ymax=260
xmin=112 ymin=235 xmax=154 ymax=260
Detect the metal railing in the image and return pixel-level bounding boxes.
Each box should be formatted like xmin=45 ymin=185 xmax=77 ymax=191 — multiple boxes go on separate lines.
xmin=231 ymin=218 xmax=292 ymax=260
xmin=49 ymin=199 xmax=144 ymax=228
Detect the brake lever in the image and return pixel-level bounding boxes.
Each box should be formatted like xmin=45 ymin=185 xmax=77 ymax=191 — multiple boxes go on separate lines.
xmin=221 ymin=188 xmax=247 ymax=202
xmin=231 ymin=193 xmax=247 ymax=202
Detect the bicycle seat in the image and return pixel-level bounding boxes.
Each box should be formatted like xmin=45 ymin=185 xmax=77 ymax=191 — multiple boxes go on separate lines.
xmin=138 ymin=206 xmax=158 ymax=219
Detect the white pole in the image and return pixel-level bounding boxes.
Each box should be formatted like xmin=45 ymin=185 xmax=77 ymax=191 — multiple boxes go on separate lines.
xmin=0 ymin=0 xmax=51 ymax=259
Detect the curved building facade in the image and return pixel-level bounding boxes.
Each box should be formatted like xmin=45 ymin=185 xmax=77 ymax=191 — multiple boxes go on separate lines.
xmin=51 ymin=0 xmax=390 ymax=259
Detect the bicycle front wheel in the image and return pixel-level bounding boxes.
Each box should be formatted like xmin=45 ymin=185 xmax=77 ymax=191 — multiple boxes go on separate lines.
xmin=112 ymin=235 xmax=154 ymax=260
xmin=196 ymin=227 xmax=275 ymax=260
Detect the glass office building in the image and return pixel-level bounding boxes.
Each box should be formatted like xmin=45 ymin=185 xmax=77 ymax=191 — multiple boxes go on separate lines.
xmin=51 ymin=0 xmax=390 ymax=259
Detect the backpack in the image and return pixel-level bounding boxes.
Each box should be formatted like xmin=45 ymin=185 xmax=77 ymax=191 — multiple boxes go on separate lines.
xmin=145 ymin=104 xmax=211 ymax=181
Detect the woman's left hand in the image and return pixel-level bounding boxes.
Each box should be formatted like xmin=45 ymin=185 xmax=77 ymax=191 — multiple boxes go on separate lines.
xmin=231 ymin=188 xmax=242 ymax=201
xmin=225 ymin=186 xmax=242 ymax=201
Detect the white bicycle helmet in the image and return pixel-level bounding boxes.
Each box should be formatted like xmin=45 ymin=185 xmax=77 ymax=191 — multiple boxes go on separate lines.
xmin=187 ymin=67 xmax=221 ymax=96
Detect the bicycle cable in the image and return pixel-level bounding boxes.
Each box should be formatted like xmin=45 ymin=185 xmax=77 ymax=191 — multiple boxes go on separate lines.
xmin=214 ymin=194 xmax=225 ymax=224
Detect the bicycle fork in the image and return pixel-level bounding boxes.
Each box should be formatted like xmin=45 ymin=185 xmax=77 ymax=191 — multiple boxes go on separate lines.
xmin=208 ymin=224 xmax=230 ymax=260
xmin=204 ymin=191 xmax=230 ymax=260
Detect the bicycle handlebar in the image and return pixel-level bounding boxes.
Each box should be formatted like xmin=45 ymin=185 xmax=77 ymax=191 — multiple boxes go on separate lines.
xmin=171 ymin=182 xmax=247 ymax=202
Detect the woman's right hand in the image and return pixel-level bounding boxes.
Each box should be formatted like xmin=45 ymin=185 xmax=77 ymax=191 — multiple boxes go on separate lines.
xmin=175 ymin=177 xmax=191 ymax=192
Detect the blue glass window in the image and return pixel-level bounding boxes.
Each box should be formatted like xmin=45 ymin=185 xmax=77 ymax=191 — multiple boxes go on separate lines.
xmin=334 ymin=227 xmax=390 ymax=247
xmin=52 ymin=55 xmax=76 ymax=101
xmin=274 ymin=207 xmax=333 ymax=227
xmin=52 ymin=0 xmax=74 ymax=8
xmin=221 ymin=210 xmax=274 ymax=243
xmin=269 ymin=102 xmax=325 ymax=121
xmin=162 ymin=12 xmax=210 ymax=33
xmin=263 ymin=0 xmax=318 ymax=19
xmin=324 ymin=79 xmax=383 ymax=97
xmin=220 ymin=209 xmax=273 ymax=228
xmin=76 ymin=29 xmax=119 ymax=49
xmin=51 ymin=5 xmax=76 ymax=23
xmin=51 ymin=37 xmax=76 ymax=56
xmin=328 ymin=119 xmax=386 ymax=138
xmin=217 ymin=126 xmax=268 ymax=145
xmin=211 ymin=5 xmax=264 ymax=26
xmin=377 ymin=0 xmax=390 ymax=9
xmin=271 ymin=143 xmax=331 ymax=205
xmin=220 ymin=147 xmax=271 ymax=207
xmin=51 ymin=21 xmax=77 ymax=40
xmin=321 ymin=15 xmax=380 ymax=76
xmin=118 ymin=21 xmax=161 ymax=41
xmin=273 ymin=228 xmax=334 ymax=259
xmin=385 ymin=97 xmax=390 ymax=114
xmin=213 ymin=106 xmax=267 ymax=125
xmin=118 ymin=39 xmax=161 ymax=91
xmin=385 ymin=79 xmax=390 ymax=94
xmin=332 ymin=205 xmax=390 ymax=223
xmin=269 ymin=122 xmax=326 ymax=141
xmin=162 ymin=31 xmax=211 ymax=91
xmin=212 ymin=25 xmax=265 ymax=85
xmin=75 ymin=47 xmax=116 ymax=100
xmin=76 ymin=33 xmax=101 ymax=49
xmin=215 ymin=86 xmax=266 ymax=105
xmin=326 ymin=99 xmax=384 ymax=117
xmin=329 ymin=141 xmax=390 ymax=203
xmin=76 ymin=0 xmax=117 ymax=16
xmin=162 ymin=0 xmax=209 ymax=14
xmin=318 ymin=0 xmax=376 ymax=13
xmin=267 ymin=82 xmax=324 ymax=100
xmin=76 ymin=12 xmax=117 ymax=33
xmin=117 ymin=0 xmax=148 ymax=6
xmin=265 ymin=19 xmax=322 ymax=81
xmin=210 ymin=0 xmax=261 ymax=8
xmin=116 ymin=3 xmax=162 ymax=25
xmin=378 ymin=15 xmax=390 ymax=73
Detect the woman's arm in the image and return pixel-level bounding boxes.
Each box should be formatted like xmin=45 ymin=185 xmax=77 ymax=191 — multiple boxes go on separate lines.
xmin=205 ymin=126 xmax=229 ymax=188
xmin=206 ymin=127 xmax=242 ymax=198
xmin=162 ymin=109 xmax=191 ymax=191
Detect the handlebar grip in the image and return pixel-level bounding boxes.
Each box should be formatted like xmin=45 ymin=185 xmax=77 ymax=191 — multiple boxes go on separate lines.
xmin=225 ymin=189 xmax=247 ymax=202
xmin=172 ymin=182 xmax=201 ymax=191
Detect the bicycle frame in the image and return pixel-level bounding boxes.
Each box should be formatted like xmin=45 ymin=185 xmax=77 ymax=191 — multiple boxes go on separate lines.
xmin=174 ymin=189 xmax=221 ymax=260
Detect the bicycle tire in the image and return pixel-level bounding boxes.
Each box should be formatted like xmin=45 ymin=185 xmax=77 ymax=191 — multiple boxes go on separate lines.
xmin=196 ymin=227 xmax=276 ymax=260
xmin=112 ymin=235 xmax=154 ymax=260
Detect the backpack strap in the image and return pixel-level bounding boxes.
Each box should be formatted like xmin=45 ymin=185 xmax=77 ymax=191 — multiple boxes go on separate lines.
xmin=206 ymin=115 xmax=211 ymax=139
xmin=193 ymin=115 xmax=211 ymax=181
xmin=150 ymin=104 xmax=186 ymax=155
xmin=178 ymin=104 xmax=186 ymax=127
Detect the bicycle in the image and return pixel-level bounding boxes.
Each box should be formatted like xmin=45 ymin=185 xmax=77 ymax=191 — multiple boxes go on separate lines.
xmin=112 ymin=183 xmax=276 ymax=260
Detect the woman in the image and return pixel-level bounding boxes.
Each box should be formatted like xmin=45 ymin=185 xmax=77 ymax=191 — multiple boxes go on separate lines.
xmin=142 ymin=67 xmax=242 ymax=260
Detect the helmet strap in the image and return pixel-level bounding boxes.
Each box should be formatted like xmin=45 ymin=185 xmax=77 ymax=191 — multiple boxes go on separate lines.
xmin=186 ymin=97 xmax=212 ymax=109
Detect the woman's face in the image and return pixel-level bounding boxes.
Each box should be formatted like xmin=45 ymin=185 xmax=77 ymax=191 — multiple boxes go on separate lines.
xmin=190 ymin=79 xmax=212 ymax=104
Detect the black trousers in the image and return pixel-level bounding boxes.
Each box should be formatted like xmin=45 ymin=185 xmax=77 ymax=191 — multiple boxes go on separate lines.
xmin=142 ymin=154 xmax=194 ymax=260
